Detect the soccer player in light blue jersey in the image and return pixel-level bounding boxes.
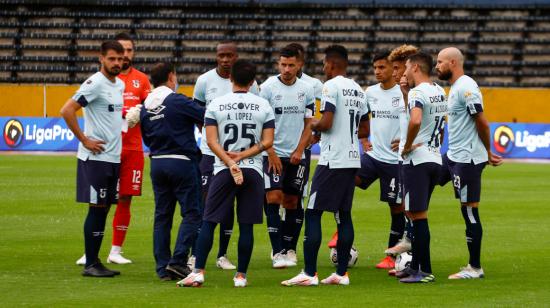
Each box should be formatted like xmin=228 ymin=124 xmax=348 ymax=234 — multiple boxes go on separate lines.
xmin=282 ymin=45 xmax=370 ymax=287
xmin=60 ymin=40 xmax=125 ymax=277
xmin=192 ymin=42 xmax=260 ymax=270
xmin=398 ymin=52 xmax=447 ymax=283
xmin=260 ymin=46 xmax=315 ymax=268
xmin=178 ymin=60 xmax=274 ymax=288
xmin=436 ymin=47 xmax=503 ymax=280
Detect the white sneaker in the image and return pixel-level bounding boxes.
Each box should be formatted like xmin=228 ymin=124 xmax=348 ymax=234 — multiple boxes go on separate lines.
xmin=176 ymin=271 xmax=205 ymax=287
xmin=187 ymin=255 xmax=196 ymax=270
xmin=272 ymin=253 xmax=288 ymax=269
xmin=448 ymin=264 xmax=485 ymax=279
xmin=321 ymin=272 xmax=350 ymax=285
xmin=281 ymin=270 xmax=319 ymax=286
xmin=216 ymin=255 xmax=236 ymax=270
xmin=384 ymin=237 xmax=412 ymax=255
xmin=233 ymin=273 xmax=247 ymax=287
xmin=286 ymin=249 xmax=298 ymax=265
xmin=107 ymin=252 xmax=132 ymax=264
xmin=76 ymin=254 xmax=86 ymax=266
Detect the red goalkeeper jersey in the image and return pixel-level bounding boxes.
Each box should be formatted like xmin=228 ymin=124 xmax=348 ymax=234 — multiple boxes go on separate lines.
xmin=118 ymin=67 xmax=151 ymax=151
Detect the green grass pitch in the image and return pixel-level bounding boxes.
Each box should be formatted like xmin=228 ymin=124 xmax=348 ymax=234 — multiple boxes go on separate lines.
xmin=1 ymin=155 xmax=549 ymax=306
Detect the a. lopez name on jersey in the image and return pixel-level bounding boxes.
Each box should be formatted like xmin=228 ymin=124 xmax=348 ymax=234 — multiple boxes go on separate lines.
xmin=219 ymin=102 xmax=260 ymax=121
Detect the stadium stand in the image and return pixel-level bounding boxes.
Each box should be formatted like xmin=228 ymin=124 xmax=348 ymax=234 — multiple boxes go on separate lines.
xmin=1 ymin=0 xmax=550 ymax=86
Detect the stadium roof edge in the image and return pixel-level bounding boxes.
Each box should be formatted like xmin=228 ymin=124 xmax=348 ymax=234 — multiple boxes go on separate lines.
xmin=3 ymin=0 xmax=550 ymax=9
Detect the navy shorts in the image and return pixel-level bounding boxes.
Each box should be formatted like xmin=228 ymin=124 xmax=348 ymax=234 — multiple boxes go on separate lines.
xmin=439 ymin=154 xmax=486 ymax=203
xmin=76 ymin=159 xmax=120 ymax=205
xmin=263 ymin=157 xmax=307 ymax=196
xmin=356 ymin=154 xmax=400 ymax=203
xmin=204 ymin=168 xmax=264 ymax=224
xmin=199 ymin=154 xmax=215 ymax=196
xmin=307 ymin=165 xmax=357 ymax=213
xmin=402 ymin=162 xmax=440 ymax=213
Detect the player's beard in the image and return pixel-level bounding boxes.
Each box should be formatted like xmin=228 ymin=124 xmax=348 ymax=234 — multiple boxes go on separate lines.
xmin=105 ymin=65 xmax=121 ymax=77
xmin=437 ymin=69 xmax=452 ymax=81
xmin=122 ymin=58 xmax=132 ymax=70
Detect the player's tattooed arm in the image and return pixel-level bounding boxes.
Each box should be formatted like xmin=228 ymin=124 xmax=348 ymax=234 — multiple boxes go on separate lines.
xmin=227 ymin=128 xmax=275 ymax=164
xmin=60 ymin=98 xmax=105 ymax=154
xmin=474 ymin=112 xmax=503 ymax=166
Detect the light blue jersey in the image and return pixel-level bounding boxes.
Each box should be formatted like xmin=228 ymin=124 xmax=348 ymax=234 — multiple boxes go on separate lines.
xmin=318 ymin=76 xmax=370 ymax=169
xmin=193 ymin=68 xmax=260 ymax=156
xmin=398 ymin=95 xmax=409 ymax=161
xmin=365 ymin=83 xmax=402 ymax=164
xmin=204 ymin=92 xmax=275 ymax=176
xmin=299 ymin=72 xmax=324 ymax=100
xmin=447 ymin=75 xmax=488 ymax=164
xmin=72 ymin=72 xmax=124 ymax=163
xmin=404 ymin=82 xmax=447 ymax=166
xmin=260 ymin=76 xmax=315 ymax=158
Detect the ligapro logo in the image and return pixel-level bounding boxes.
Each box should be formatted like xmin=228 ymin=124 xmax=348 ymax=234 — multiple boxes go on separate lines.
xmin=494 ymin=125 xmax=550 ymax=154
xmin=3 ymin=119 xmax=24 ymax=148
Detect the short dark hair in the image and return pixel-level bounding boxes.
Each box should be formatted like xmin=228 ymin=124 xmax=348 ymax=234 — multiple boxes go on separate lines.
xmin=372 ymin=50 xmax=391 ymax=64
xmin=280 ymin=46 xmax=299 ymax=59
xmin=231 ymin=59 xmax=256 ymax=87
xmin=114 ymin=32 xmax=134 ymax=47
xmin=286 ymin=43 xmax=305 ymax=61
xmin=407 ymin=52 xmax=433 ymax=75
xmin=100 ymin=40 xmax=124 ymax=55
xmin=150 ymin=62 xmax=175 ymax=88
xmin=324 ymin=44 xmax=348 ymax=66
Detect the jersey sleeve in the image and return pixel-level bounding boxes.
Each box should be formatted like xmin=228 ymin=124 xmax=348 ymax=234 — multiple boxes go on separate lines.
xmin=140 ymin=75 xmax=151 ymax=101
xmin=174 ymin=94 xmax=206 ymax=125
xmin=305 ymin=85 xmax=315 ymax=118
xmin=462 ymin=83 xmax=483 ymax=116
xmin=193 ymin=76 xmax=207 ymax=106
xmin=72 ymin=78 xmax=100 ymax=107
xmin=313 ymin=79 xmax=323 ymax=101
xmin=204 ymin=101 xmax=218 ymax=126
xmin=263 ymin=103 xmax=276 ymax=129
xmin=259 ymin=80 xmax=272 ymax=103
xmin=408 ymin=89 xmax=425 ymax=109
xmin=320 ymin=82 xmax=337 ymax=113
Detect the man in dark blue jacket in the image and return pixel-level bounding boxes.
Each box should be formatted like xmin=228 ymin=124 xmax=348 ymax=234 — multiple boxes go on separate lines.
xmin=135 ymin=62 xmax=205 ymax=281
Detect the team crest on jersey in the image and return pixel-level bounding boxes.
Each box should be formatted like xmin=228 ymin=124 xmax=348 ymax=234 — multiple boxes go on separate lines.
xmin=207 ymin=88 xmax=217 ymax=94
xmin=392 ymin=97 xmax=400 ymax=107
xmin=297 ymin=92 xmax=305 ymax=103
xmin=132 ymin=79 xmax=140 ymax=88
xmin=274 ymin=94 xmax=283 ymax=102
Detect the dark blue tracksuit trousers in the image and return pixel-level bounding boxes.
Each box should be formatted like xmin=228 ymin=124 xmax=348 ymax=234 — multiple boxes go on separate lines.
xmin=151 ymin=157 xmax=202 ymax=278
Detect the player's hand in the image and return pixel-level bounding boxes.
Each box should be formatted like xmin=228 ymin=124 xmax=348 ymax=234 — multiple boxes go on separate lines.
xmin=390 ymin=138 xmax=400 ymax=152
xmin=126 ymin=104 xmax=142 ymax=128
xmin=401 ymin=143 xmax=422 ymax=160
xmin=362 ymin=139 xmax=372 ymax=152
xmin=488 ymin=151 xmax=503 ymax=166
xmin=226 ymin=151 xmax=242 ymax=163
xmin=399 ymin=76 xmax=410 ymax=96
xmin=289 ymin=150 xmax=302 ymax=165
xmin=310 ymin=133 xmax=320 ymax=145
xmin=268 ymin=152 xmax=283 ymax=175
xmin=229 ymin=163 xmax=244 ymax=185
xmin=83 ymin=137 xmax=105 ymax=155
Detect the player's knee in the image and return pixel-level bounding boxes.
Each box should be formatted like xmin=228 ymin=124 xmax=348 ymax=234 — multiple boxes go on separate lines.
xmin=462 ymin=202 xmax=479 ymax=208
xmin=266 ymin=190 xmax=283 ymax=204
xmin=354 ymin=176 xmax=363 ymax=187
xmin=282 ymin=195 xmax=299 ymax=209
xmin=389 ymin=203 xmax=404 ymax=214
xmin=407 ymin=210 xmax=428 ymax=221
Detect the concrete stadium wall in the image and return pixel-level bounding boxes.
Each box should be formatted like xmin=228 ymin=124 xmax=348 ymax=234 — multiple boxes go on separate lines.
xmin=0 ymin=84 xmax=548 ymax=123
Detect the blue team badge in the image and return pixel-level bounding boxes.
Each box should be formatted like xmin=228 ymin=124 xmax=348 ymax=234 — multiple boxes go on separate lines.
xmin=297 ymin=92 xmax=305 ymax=103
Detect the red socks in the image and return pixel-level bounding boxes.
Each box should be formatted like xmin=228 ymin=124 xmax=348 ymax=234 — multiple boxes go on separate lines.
xmin=112 ymin=199 xmax=131 ymax=247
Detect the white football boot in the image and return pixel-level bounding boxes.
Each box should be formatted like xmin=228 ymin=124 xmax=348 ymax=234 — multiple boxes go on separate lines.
xmin=177 ymin=270 xmax=205 ymax=287
xmin=448 ymin=264 xmax=485 ymax=279
xmin=216 ymin=255 xmax=236 ymax=270
xmin=321 ymin=272 xmax=350 ymax=285
xmin=281 ymin=270 xmax=319 ymax=286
